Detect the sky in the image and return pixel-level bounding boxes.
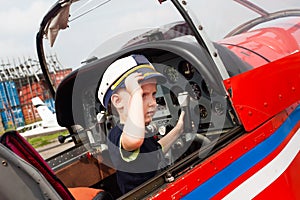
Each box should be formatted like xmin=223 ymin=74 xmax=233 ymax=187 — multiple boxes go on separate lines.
xmin=0 ymin=0 xmax=298 ymax=69
xmin=0 ymin=0 xmax=56 ymax=65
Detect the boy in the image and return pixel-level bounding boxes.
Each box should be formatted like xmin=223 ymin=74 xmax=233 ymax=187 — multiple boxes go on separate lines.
xmin=98 ymin=54 xmax=185 ymax=194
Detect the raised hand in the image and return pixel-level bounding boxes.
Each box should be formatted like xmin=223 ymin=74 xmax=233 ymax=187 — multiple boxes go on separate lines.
xmin=125 ymin=72 xmax=144 ymax=95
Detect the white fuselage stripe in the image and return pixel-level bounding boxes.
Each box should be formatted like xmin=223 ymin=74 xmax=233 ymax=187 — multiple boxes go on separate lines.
xmin=223 ymin=128 xmax=300 ymax=199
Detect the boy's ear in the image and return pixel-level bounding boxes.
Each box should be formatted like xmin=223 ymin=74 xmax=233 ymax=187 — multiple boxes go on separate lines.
xmin=111 ymin=93 xmax=122 ymax=108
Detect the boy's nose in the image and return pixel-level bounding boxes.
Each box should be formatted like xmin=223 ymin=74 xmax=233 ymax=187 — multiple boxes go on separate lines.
xmin=148 ymin=97 xmax=157 ymax=107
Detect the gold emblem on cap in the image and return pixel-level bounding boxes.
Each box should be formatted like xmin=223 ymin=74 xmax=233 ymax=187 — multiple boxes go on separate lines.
xmin=111 ymin=64 xmax=155 ymax=90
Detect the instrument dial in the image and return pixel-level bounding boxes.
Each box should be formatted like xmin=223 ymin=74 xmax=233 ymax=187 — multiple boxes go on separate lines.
xmin=178 ymin=61 xmax=194 ymax=80
xmin=164 ymin=66 xmax=179 ymax=83
xmin=198 ymin=105 xmax=208 ymax=119
xmin=158 ymin=126 xmax=166 ymax=136
xmin=186 ymin=81 xmax=201 ymax=100
xmin=213 ymin=102 xmax=225 ymax=115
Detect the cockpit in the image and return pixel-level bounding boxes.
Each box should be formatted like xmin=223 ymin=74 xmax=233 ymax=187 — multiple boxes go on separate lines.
xmin=32 ymin=0 xmax=300 ymax=198
xmin=50 ymin=37 xmax=250 ymax=198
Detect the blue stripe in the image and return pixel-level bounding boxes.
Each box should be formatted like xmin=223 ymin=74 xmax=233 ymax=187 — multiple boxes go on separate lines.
xmin=182 ymin=105 xmax=300 ymax=200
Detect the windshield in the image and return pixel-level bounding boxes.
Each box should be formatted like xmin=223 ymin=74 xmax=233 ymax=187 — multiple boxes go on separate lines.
xmin=44 ymin=0 xmax=185 ymax=68
xmin=43 ymin=0 xmax=300 ymax=69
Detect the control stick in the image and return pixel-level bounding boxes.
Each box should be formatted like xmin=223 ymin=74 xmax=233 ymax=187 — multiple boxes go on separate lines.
xmin=177 ymin=92 xmax=192 ymax=132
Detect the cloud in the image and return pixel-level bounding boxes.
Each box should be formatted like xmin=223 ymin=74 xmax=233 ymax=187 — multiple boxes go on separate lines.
xmin=0 ymin=1 xmax=54 ymax=59
xmin=1 ymin=0 xmax=298 ymax=68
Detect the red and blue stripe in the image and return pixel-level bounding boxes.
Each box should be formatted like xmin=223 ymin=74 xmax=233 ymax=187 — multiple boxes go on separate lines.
xmin=182 ymin=105 xmax=300 ymax=199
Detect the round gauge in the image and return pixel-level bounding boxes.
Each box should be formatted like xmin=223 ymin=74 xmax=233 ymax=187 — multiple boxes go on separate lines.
xmin=195 ymin=104 xmax=208 ymax=119
xmin=158 ymin=126 xmax=166 ymax=136
xmin=164 ymin=66 xmax=179 ymax=83
xmin=213 ymin=102 xmax=225 ymax=116
xmin=186 ymin=81 xmax=201 ymax=100
xmin=178 ymin=61 xmax=195 ymax=80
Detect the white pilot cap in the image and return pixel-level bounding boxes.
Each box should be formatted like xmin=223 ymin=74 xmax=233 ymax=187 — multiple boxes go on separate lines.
xmin=98 ymin=54 xmax=166 ymax=108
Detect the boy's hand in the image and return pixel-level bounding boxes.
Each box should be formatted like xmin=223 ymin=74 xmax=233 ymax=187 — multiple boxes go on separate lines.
xmin=176 ymin=111 xmax=185 ymax=134
xmin=125 ymin=72 xmax=144 ymax=95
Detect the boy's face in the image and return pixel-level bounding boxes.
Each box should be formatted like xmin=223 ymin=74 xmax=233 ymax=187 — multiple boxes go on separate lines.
xmin=140 ymin=79 xmax=157 ymax=125
xmin=112 ymin=78 xmax=158 ymax=125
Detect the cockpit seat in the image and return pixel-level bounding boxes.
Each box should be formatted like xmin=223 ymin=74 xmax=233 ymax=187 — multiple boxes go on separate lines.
xmin=68 ymin=187 xmax=113 ymax=200
xmin=0 ymin=131 xmax=112 ymax=200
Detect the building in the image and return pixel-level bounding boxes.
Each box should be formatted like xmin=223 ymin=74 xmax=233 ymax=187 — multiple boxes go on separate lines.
xmin=0 ymin=55 xmax=72 ymax=133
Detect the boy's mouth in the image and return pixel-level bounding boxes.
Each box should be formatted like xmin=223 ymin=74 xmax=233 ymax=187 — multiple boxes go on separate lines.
xmin=146 ymin=110 xmax=155 ymax=117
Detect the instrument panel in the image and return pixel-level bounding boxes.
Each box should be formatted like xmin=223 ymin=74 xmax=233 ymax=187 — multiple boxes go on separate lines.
xmin=148 ymin=53 xmax=234 ymax=137
xmin=154 ymin=56 xmax=212 ymax=130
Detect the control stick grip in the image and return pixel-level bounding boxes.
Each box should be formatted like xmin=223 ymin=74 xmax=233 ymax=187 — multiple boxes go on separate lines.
xmin=178 ymin=92 xmax=192 ymax=132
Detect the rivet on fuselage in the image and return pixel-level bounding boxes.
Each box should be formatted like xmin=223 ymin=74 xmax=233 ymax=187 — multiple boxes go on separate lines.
xmin=292 ymin=87 xmax=296 ymax=92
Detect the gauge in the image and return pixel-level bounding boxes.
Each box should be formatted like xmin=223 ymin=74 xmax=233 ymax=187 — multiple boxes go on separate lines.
xmin=186 ymin=81 xmax=201 ymax=100
xmin=195 ymin=104 xmax=208 ymax=119
xmin=158 ymin=126 xmax=166 ymax=136
xmin=164 ymin=66 xmax=179 ymax=83
xmin=178 ymin=61 xmax=194 ymax=80
xmin=213 ymin=102 xmax=225 ymax=115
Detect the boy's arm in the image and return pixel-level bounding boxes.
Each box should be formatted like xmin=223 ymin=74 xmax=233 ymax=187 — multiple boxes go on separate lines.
xmin=158 ymin=111 xmax=185 ymax=154
xmin=122 ymin=73 xmax=145 ymax=151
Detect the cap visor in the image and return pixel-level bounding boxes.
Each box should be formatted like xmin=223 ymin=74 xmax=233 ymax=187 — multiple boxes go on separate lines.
xmin=142 ymin=72 xmax=167 ymax=84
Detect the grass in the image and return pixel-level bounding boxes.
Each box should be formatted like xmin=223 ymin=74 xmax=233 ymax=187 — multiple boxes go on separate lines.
xmin=28 ymin=130 xmax=69 ymax=149
xmin=0 ymin=129 xmax=69 ymax=149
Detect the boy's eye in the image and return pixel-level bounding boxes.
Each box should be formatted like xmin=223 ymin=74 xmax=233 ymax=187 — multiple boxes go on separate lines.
xmin=142 ymin=93 xmax=149 ymax=99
